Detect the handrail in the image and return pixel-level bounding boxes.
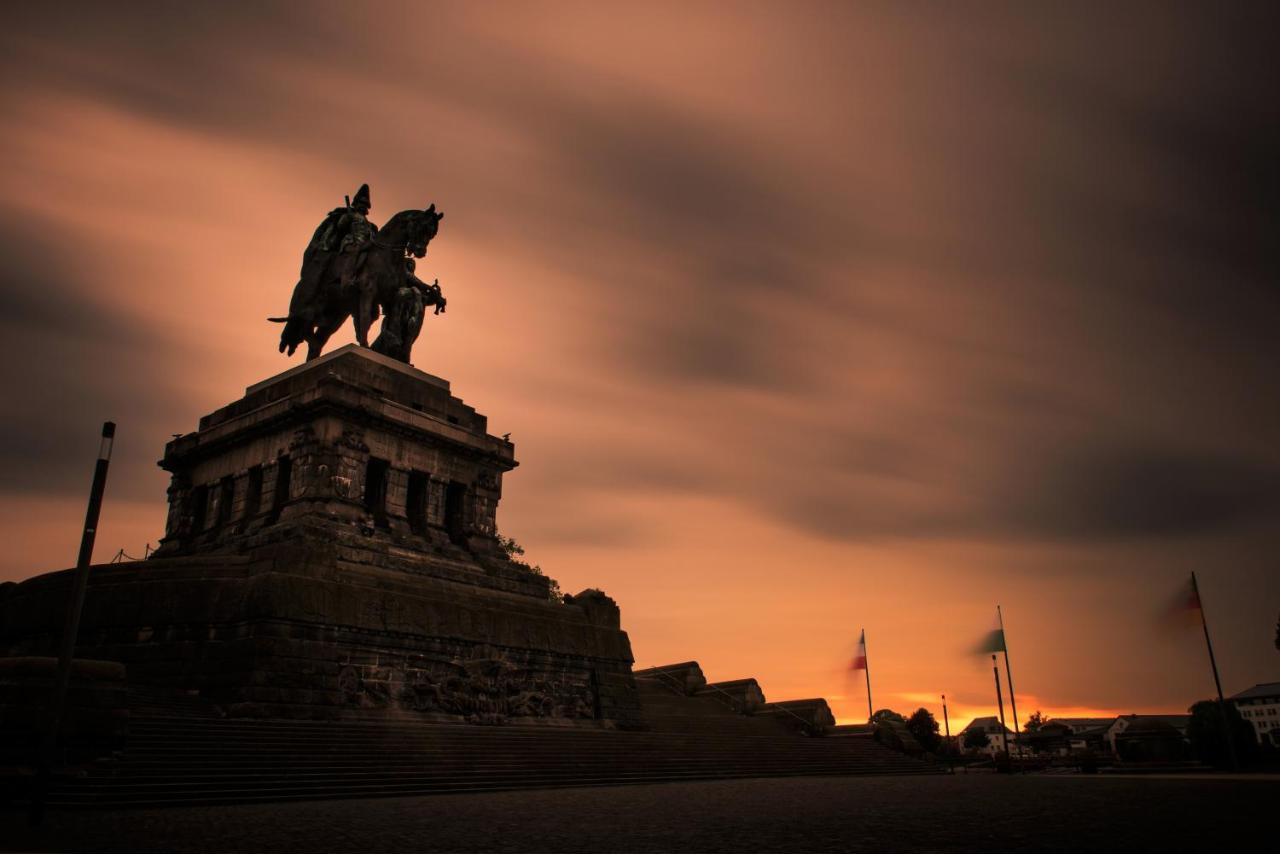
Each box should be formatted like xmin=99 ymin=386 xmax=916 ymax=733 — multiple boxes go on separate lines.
xmin=637 ymin=665 xmax=821 ymax=735
xmin=109 ymin=543 xmax=153 ymax=563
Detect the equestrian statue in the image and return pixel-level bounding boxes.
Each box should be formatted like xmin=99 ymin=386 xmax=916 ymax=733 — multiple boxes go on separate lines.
xmin=270 ymin=183 xmax=446 ymax=364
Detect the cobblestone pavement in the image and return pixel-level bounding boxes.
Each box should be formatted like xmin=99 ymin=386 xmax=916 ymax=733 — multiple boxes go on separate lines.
xmin=2 ymin=774 xmax=1273 ymax=853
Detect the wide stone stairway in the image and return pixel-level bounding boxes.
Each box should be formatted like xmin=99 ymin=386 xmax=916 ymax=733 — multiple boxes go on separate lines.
xmin=38 ymin=681 xmax=937 ymax=808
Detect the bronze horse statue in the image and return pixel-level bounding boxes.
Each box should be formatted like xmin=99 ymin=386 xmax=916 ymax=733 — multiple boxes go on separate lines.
xmin=272 ymin=205 xmax=444 ymax=361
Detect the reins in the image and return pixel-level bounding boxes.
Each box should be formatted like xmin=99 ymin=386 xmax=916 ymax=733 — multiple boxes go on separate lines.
xmin=370 ymin=235 xmax=409 ymax=253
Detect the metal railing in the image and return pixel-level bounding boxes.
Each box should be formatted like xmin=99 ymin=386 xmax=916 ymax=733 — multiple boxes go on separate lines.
xmin=109 ymin=543 xmax=153 ymax=563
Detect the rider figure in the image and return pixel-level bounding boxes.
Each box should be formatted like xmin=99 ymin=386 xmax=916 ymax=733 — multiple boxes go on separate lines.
xmin=332 ymin=183 xmax=377 ymax=291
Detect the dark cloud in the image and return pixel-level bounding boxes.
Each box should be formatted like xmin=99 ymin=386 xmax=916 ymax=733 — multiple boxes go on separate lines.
xmin=1 ymin=2 xmax=331 ymax=132
xmin=445 ymin=78 xmax=852 ymax=391
xmin=0 ymin=213 xmax=189 ymax=502
xmin=1002 ymin=441 xmax=1280 ymax=540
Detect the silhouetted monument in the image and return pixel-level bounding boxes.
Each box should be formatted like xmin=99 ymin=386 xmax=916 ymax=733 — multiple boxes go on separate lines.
xmin=0 ymin=190 xmax=937 ymax=804
xmin=2 ymin=176 xmax=643 ymax=732
xmin=271 ymin=184 xmax=446 ymax=365
xmin=1 ymin=345 xmax=639 ymax=726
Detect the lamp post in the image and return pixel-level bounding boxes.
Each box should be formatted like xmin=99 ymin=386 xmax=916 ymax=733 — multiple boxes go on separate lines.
xmin=30 ymin=421 xmax=116 ymax=826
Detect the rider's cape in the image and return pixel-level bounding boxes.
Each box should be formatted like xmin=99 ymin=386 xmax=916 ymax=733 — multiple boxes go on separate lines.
xmin=306 ymin=208 xmax=347 ymax=262
xmin=289 ymin=207 xmax=348 ymax=319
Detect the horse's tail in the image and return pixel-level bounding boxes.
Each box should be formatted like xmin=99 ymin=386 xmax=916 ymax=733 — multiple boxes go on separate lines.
xmin=277 ymin=314 xmax=312 ymax=355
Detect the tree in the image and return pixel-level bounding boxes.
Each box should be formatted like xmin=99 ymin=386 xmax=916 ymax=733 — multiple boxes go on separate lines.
xmin=497 ymin=534 xmax=562 ymax=602
xmin=871 ymin=708 xmax=906 ymax=724
xmin=1024 ymin=710 xmax=1046 ymax=733
xmin=1187 ymin=699 xmax=1256 ymax=768
xmin=905 ymin=707 xmax=942 ymax=752
xmin=963 ymin=728 xmax=991 ymax=750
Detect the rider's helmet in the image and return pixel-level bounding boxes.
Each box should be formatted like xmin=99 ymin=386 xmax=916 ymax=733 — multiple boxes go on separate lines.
xmin=351 ymin=183 xmax=371 ymax=213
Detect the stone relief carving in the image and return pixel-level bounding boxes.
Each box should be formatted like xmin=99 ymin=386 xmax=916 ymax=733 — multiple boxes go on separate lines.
xmin=340 ymin=647 xmax=595 ymax=723
xmin=164 ymin=474 xmax=193 ymax=540
xmin=336 ymin=428 xmax=369 ymax=453
xmin=284 ymin=424 xmax=376 ymax=502
xmin=288 ymin=424 xmax=318 ymax=453
xmin=338 ymin=664 xmax=362 ymax=703
xmin=331 ymin=474 xmax=354 ymax=498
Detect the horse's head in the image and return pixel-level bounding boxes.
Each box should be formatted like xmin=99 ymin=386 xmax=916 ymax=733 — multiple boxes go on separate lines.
xmin=382 ymin=205 xmax=444 ymax=258
xmin=406 ymin=204 xmax=444 ymax=258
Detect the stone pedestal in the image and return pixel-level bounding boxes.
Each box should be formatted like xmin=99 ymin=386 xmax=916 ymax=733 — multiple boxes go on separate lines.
xmin=0 ymin=347 xmax=641 ymax=728
xmin=155 ymin=345 xmax=517 ymax=564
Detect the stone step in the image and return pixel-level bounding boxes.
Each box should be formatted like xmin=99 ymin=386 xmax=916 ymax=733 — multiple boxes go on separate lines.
xmin=29 ymin=684 xmax=940 ymax=808
xmin=94 ymin=762 xmax=924 ymax=781
xmin=121 ymin=729 xmax=825 ymax=747
xmin=117 ymin=737 xmax=842 ymax=754
xmin=111 ymin=753 xmax=895 ymax=769
xmin=104 ymin=753 xmax=909 ymax=772
xmin=71 ymin=761 xmax=914 ymax=787
xmin=122 ymin=727 xmax=835 ymax=742
xmin=48 ymin=766 xmax=928 ymax=809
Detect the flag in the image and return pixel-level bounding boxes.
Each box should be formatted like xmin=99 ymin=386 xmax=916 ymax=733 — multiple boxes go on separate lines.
xmin=974 ymin=610 xmax=1006 ymax=654
xmin=851 ymin=630 xmax=867 ymax=671
xmin=1158 ymin=575 xmax=1203 ymax=631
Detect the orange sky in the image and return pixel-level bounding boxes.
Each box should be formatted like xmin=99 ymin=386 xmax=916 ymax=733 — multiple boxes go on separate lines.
xmin=1 ymin=2 xmax=1277 ymax=730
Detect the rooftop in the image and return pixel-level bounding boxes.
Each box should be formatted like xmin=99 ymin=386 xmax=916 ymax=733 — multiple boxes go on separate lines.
xmin=1229 ymin=682 xmax=1280 ymax=702
xmin=961 ymin=716 xmax=1012 ymax=734
xmin=1114 ymin=714 xmax=1191 ymax=727
xmin=1048 ymin=717 xmax=1116 ymax=731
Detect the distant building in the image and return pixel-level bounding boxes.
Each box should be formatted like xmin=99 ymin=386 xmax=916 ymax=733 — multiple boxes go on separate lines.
xmin=1050 ymin=718 xmax=1116 ymax=735
xmin=1104 ymin=715 xmax=1189 ymax=755
xmin=1045 ymin=718 xmax=1113 ymax=753
xmin=1230 ymin=683 xmax=1280 ymax=746
xmin=1023 ymin=721 xmax=1075 ymax=755
xmin=959 ymin=716 xmax=1013 ymax=755
xmin=1111 ymin=717 xmax=1189 ymax=762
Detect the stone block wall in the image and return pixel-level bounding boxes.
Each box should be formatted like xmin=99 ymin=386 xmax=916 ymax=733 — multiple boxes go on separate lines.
xmin=0 ymin=549 xmax=642 ymax=729
xmin=633 ymin=661 xmax=707 ymax=695
xmin=699 ymin=678 xmax=767 ymax=714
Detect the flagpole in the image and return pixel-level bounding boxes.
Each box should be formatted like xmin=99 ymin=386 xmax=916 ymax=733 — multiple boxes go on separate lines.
xmin=942 ymin=693 xmax=953 ymax=773
xmin=992 ymin=654 xmax=1009 ymax=755
xmin=862 ymin=628 xmax=873 ymax=722
xmin=1191 ymin=572 xmax=1238 ymax=771
xmin=998 ymin=605 xmax=1020 ymax=751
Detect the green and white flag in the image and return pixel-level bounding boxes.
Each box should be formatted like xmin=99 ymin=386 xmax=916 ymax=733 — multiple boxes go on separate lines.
xmin=975 ymin=610 xmax=1006 ymax=654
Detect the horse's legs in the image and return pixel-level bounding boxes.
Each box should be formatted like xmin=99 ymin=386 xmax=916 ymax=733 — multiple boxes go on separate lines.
xmin=354 ymin=286 xmax=376 ymax=348
xmin=306 ymin=313 xmax=347 ymax=361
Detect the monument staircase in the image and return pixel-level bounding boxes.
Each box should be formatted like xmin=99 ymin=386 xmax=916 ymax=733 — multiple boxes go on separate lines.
xmin=37 ymin=679 xmax=937 ymax=809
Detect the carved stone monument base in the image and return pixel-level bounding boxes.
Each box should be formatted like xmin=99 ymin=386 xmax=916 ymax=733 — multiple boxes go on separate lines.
xmin=0 ymin=347 xmax=640 ymax=727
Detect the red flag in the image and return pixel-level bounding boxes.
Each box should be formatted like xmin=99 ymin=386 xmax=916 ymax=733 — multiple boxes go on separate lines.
xmin=1159 ymin=576 xmax=1202 ymax=632
xmin=851 ymin=629 xmax=868 ymax=671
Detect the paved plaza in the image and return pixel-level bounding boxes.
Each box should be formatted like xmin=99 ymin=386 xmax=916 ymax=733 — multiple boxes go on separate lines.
xmin=3 ymin=773 xmax=1273 ymax=853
